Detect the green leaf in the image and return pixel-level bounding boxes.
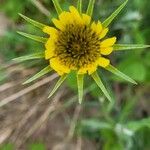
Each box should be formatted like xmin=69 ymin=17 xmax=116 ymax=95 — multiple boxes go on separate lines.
xmin=48 ymin=74 xmax=67 ymax=98
xmin=17 ymin=31 xmax=47 ymax=43
xmin=77 ymin=0 xmax=82 ymax=14
xmin=118 ymin=61 xmax=147 ymax=82
xmin=102 ymin=0 xmax=128 ymax=28
xmin=13 ymin=52 xmax=44 ymax=62
xmin=81 ymin=119 xmax=112 ymax=130
xmin=23 ymin=66 xmax=52 ymax=84
xmin=106 ymin=65 xmax=137 ymax=84
xmin=86 ymin=0 xmax=95 ymax=16
xmin=19 ymin=13 xmax=46 ymax=29
xmin=91 ymin=71 xmax=112 ymax=102
xmin=113 ymin=44 xmax=150 ymax=51
xmin=52 ymin=0 xmax=63 ymax=15
xmin=77 ymin=74 xmax=84 ymax=104
xmin=126 ymin=118 xmax=150 ymax=132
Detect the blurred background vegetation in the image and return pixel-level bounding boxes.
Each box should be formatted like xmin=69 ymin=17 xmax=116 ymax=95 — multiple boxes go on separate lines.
xmin=0 ymin=0 xmax=150 ymax=150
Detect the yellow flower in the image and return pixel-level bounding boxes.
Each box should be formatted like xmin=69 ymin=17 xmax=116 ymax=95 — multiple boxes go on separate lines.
xmin=43 ymin=6 xmax=116 ymax=76
xmin=15 ymin=0 xmax=150 ymax=103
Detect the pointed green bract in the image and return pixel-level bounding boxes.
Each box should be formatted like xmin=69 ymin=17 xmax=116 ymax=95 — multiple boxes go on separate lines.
xmin=106 ymin=65 xmax=137 ymax=84
xmin=77 ymin=74 xmax=84 ymax=104
xmin=48 ymin=74 xmax=67 ymax=98
xmin=17 ymin=31 xmax=47 ymax=43
xmin=86 ymin=0 xmax=95 ymax=16
xmin=102 ymin=0 xmax=128 ymax=28
xmin=77 ymin=0 xmax=82 ymax=14
xmin=23 ymin=66 xmax=52 ymax=84
xmin=19 ymin=13 xmax=46 ymax=29
xmin=113 ymin=44 xmax=150 ymax=51
xmin=52 ymin=0 xmax=63 ymax=15
xmin=91 ymin=72 xmax=112 ymax=102
xmin=13 ymin=52 xmax=44 ymax=62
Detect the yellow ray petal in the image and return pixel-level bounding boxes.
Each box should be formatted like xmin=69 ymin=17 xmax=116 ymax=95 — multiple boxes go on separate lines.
xmin=69 ymin=6 xmax=80 ymax=17
xmin=82 ymin=14 xmax=91 ymax=25
xmin=45 ymin=49 xmax=55 ymax=60
xmin=50 ymin=57 xmax=70 ymax=75
xmin=100 ymin=37 xmax=116 ymax=47
xmin=45 ymin=38 xmax=55 ymax=51
xmin=69 ymin=6 xmax=82 ymax=24
xmin=100 ymin=47 xmax=113 ymax=55
xmin=97 ymin=57 xmax=110 ymax=68
xmin=99 ymin=28 xmax=109 ymax=39
xmin=58 ymin=12 xmax=72 ymax=25
xmin=78 ymin=63 xmax=97 ymax=75
xmin=52 ymin=18 xmax=64 ymax=30
xmin=43 ymin=26 xmax=58 ymax=36
xmin=87 ymin=65 xmax=97 ymax=75
xmin=91 ymin=21 xmax=102 ymax=34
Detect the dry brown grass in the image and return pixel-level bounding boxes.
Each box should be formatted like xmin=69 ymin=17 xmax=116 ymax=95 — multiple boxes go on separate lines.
xmin=0 ymin=62 xmax=95 ymax=150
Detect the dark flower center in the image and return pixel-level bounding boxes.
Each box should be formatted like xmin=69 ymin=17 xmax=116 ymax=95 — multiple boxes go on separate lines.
xmin=55 ymin=24 xmax=101 ymax=68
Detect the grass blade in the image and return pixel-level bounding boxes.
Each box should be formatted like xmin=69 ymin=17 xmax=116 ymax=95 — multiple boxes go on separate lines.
xmin=23 ymin=66 xmax=52 ymax=84
xmin=13 ymin=52 xmax=44 ymax=62
xmin=52 ymin=0 xmax=63 ymax=15
xmin=105 ymin=65 xmax=137 ymax=84
xmin=77 ymin=74 xmax=84 ymax=104
xmin=19 ymin=13 xmax=46 ymax=29
xmin=48 ymin=74 xmax=67 ymax=98
xmin=17 ymin=31 xmax=47 ymax=43
xmin=102 ymin=0 xmax=128 ymax=28
xmin=91 ymin=71 xmax=112 ymax=102
xmin=86 ymin=0 xmax=95 ymax=16
xmin=77 ymin=0 xmax=82 ymax=14
xmin=113 ymin=44 xmax=150 ymax=51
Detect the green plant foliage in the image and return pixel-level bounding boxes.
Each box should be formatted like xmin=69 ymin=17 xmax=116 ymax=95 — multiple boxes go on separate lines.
xmin=28 ymin=143 xmax=46 ymax=150
xmin=48 ymin=74 xmax=67 ymax=98
xmin=0 ymin=143 xmax=14 ymax=150
xmin=66 ymin=71 xmax=77 ymax=91
xmin=118 ymin=61 xmax=147 ymax=82
xmin=91 ymin=72 xmax=112 ymax=102
xmin=23 ymin=66 xmax=52 ymax=84
xmin=126 ymin=118 xmax=150 ymax=132
xmin=77 ymin=74 xmax=84 ymax=104
xmin=13 ymin=52 xmax=44 ymax=62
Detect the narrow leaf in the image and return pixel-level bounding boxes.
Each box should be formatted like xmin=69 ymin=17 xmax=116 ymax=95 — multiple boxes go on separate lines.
xmin=113 ymin=44 xmax=150 ymax=51
xmin=77 ymin=74 xmax=84 ymax=104
xmin=13 ymin=52 xmax=44 ymax=62
xmin=81 ymin=119 xmax=112 ymax=130
xmin=77 ymin=0 xmax=82 ymax=14
xmin=106 ymin=65 xmax=137 ymax=84
xmin=91 ymin=71 xmax=112 ymax=102
xmin=126 ymin=118 xmax=150 ymax=132
xmin=23 ymin=66 xmax=52 ymax=84
xmin=86 ymin=0 xmax=95 ymax=16
xmin=48 ymin=74 xmax=67 ymax=98
xmin=52 ymin=0 xmax=63 ymax=15
xmin=102 ymin=0 xmax=128 ymax=28
xmin=19 ymin=13 xmax=46 ymax=29
xmin=17 ymin=31 xmax=47 ymax=43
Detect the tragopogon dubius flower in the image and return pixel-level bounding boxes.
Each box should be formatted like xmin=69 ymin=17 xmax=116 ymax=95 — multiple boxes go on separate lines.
xmin=15 ymin=0 xmax=150 ymax=103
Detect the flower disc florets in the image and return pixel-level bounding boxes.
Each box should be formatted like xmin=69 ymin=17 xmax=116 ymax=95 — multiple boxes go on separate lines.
xmin=43 ymin=6 xmax=116 ymax=75
xmin=55 ymin=24 xmax=101 ymax=68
